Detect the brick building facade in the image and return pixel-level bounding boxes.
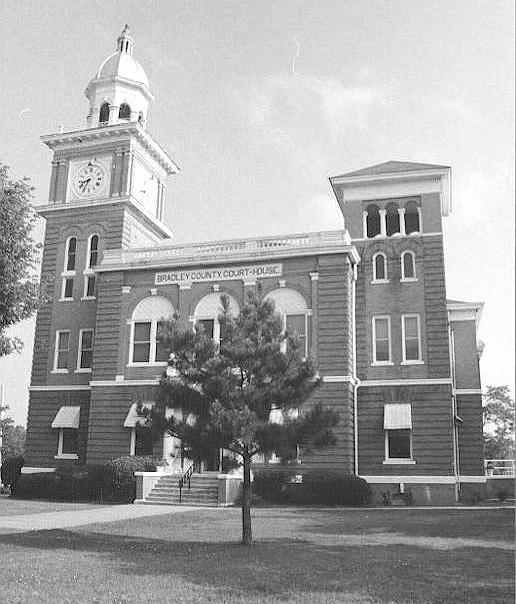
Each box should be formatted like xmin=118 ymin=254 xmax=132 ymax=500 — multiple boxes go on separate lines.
xmin=24 ymin=28 xmax=485 ymax=504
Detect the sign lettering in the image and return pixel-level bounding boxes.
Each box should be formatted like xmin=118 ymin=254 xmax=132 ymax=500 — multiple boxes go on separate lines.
xmin=155 ymin=263 xmax=282 ymax=286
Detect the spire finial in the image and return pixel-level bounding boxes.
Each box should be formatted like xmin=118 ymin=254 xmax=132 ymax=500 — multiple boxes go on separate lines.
xmin=117 ymin=24 xmax=134 ymax=54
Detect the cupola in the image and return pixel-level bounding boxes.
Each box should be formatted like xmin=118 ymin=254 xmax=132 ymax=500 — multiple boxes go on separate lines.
xmin=84 ymin=25 xmax=154 ymax=129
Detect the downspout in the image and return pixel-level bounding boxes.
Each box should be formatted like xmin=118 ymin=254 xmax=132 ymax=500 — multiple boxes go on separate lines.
xmin=448 ymin=322 xmax=460 ymax=501
xmin=352 ymin=263 xmax=359 ymax=476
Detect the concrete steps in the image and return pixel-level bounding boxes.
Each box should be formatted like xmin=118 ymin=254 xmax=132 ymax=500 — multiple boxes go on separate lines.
xmin=144 ymin=472 xmax=220 ymax=506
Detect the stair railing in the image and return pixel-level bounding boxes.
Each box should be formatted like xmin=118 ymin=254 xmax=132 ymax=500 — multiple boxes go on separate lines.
xmin=178 ymin=461 xmax=200 ymax=502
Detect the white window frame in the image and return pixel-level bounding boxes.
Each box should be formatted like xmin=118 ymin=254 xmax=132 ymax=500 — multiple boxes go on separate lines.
xmin=400 ymin=251 xmax=417 ymax=282
xmin=64 ymin=236 xmax=77 ymax=272
xmin=281 ymin=312 xmax=310 ymax=359
xmin=195 ymin=316 xmax=223 ymax=349
xmin=60 ymin=276 xmax=74 ymax=301
xmin=129 ymin=427 xmax=155 ymax=456
xmin=383 ymin=429 xmax=415 ymax=465
xmin=372 ymin=315 xmax=392 ymax=366
xmin=401 ymin=314 xmax=423 ymax=365
xmin=372 ymin=252 xmax=388 ymax=284
xmin=82 ymin=234 xmax=99 ymax=299
xmin=52 ymin=330 xmax=70 ymax=373
xmin=128 ymin=320 xmax=168 ymax=366
xmin=55 ymin=428 xmax=79 ymax=460
xmin=76 ymin=328 xmax=94 ymax=372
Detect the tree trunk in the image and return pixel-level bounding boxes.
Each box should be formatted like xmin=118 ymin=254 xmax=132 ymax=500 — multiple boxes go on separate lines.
xmin=241 ymin=453 xmax=252 ymax=545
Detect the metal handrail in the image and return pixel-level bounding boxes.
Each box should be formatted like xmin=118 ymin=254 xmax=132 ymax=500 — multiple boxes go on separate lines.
xmin=178 ymin=461 xmax=200 ymax=502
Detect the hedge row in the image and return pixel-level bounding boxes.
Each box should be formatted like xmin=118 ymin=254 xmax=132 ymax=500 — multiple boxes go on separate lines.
xmin=252 ymin=470 xmax=372 ymax=506
xmin=9 ymin=456 xmax=157 ymax=503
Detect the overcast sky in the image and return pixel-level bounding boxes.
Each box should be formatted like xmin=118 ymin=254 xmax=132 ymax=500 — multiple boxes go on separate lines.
xmin=0 ymin=0 xmax=514 ymax=425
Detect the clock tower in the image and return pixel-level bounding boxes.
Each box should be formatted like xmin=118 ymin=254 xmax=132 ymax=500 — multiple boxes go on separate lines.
xmin=25 ymin=27 xmax=178 ymax=466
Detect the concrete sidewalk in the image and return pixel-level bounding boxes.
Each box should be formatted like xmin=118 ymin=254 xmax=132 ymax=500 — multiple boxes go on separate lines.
xmin=0 ymin=503 xmax=210 ymax=534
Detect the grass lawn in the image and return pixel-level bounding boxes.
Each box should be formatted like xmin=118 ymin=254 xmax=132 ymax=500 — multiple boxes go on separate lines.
xmin=0 ymin=505 xmax=513 ymax=603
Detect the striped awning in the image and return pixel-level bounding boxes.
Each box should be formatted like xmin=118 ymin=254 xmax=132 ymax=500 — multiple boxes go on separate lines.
xmin=123 ymin=402 xmax=153 ymax=428
xmin=51 ymin=406 xmax=80 ymax=429
xmin=383 ymin=403 xmax=412 ymax=429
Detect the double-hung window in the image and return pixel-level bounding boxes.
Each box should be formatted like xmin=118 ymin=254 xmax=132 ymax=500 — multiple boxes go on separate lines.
xmin=77 ymin=329 xmax=94 ymax=371
xmin=265 ymin=288 xmax=310 ymax=359
xmin=83 ymin=234 xmax=99 ymax=299
xmin=52 ymin=406 xmax=80 ymax=459
xmin=383 ymin=403 xmax=414 ymax=464
xmin=285 ymin=313 xmax=308 ymax=357
xmin=402 ymin=315 xmax=422 ymax=363
xmin=129 ymin=296 xmax=175 ymax=365
xmin=61 ymin=237 xmax=77 ymax=300
xmin=193 ymin=293 xmax=240 ymax=352
xmin=53 ymin=330 xmax=70 ymax=372
xmin=372 ymin=316 xmax=391 ymax=364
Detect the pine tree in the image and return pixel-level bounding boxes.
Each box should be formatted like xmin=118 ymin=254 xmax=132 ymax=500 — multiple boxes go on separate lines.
xmin=149 ymin=292 xmax=339 ymax=545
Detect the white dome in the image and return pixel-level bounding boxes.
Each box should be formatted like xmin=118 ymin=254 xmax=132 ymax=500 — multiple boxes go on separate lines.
xmin=96 ymin=51 xmax=149 ymax=88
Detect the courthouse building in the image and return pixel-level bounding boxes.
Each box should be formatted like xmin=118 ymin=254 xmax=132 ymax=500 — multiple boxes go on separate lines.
xmin=24 ymin=27 xmax=486 ymax=503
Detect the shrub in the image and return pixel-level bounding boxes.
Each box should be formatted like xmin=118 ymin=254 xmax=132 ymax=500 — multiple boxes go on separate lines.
xmin=100 ymin=456 xmax=156 ymax=503
xmin=12 ymin=471 xmax=59 ymax=499
xmin=252 ymin=470 xmax=295 ymax=503
xmin=252 ymin=470 xmax=372 ymax=506
xmin=12 ymin=456 xmax=157 ymax=503
xmin=1 ymin=455 xmax=24 ymax=488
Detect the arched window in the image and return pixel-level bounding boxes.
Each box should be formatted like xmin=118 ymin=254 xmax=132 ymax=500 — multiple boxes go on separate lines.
xmin=129 ymin=296 xmax=175 ymax=364
xmin=372 ymin=252 xmax=388 ymax=282
xmin=401 ymin=251 xmax=416 ymax=280
xmin=65 ymin=237 xmax=77 ymax=271
xmin=194 ymin=293 xmax=239 ymax=348
xmin=404 ymin=201 xmax=420 ymax=234
xmin=99 ymin=102 xmax=110 ymax=124
xmin=366 ymin=204 xmax=381 ymax=238
xmin=265 ymin=288 xmax=310 ymax=357
xmin=119 ymin=103 xmax=131 ymax=120
xmin=61 ymin=237 xmax=77 ymax=300
xmin=84 ymin=234 xmax=99 ymax=299
xmin=385 ymin=202 xmax=400 ymax=236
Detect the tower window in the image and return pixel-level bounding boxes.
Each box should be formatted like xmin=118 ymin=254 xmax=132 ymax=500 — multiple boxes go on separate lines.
xmin=54 ymin=330 xmax=70 ymax=371
xmin=401 ymin=251 xmax=416 ymax=280
xmin=385 ymin=202 xmax=400 ymax=236
xmin=402 ymin=315 xmax=422 ymax=363
xmin=119 ymin=103 xmax=131 ymax=120
xmin=366 ymin=204 xmax=381 ymax=238
xmin=372 ymin=252 xmax=388 ymax=282
xmin=99 ymin=103 xmax=110 ymax=124
xmin=77 ymin=329 xmax=94 ymax=370
xmin=62 ymin=277 xmax=74 ymax=300
xmin=88 ymin=235 xmax=99 ymax=268
xmin=405 ymin=201 xmax=421 ymax=234
xmin=372 ymin=316 xmax=391 ymax=364
xmin=65 ymin=237 xmax=77 ymax=271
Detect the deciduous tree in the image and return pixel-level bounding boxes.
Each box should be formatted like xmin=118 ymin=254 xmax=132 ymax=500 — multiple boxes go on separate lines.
xmin=148 ymin=293 xmax=339 ymax=545
xmin=0 ymin=163 xmax=42 ymax=356
xmin=483 ymin=385 xmax=515 ymax=460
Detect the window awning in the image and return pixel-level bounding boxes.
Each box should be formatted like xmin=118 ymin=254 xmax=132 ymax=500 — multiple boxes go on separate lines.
xmin=124 ymin=402 xmax=153 ymax=428
xmin=51 ymin=406 xmax=80 ymax=429
xmin=383 ymin=403 xmax=412 ymax=429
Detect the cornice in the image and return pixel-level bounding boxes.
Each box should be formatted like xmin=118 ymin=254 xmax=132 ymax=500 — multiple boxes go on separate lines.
xmin=41 ymin=122 xmax=179 ymax=175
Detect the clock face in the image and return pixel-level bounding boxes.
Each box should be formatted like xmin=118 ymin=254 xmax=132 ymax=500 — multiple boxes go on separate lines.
xmin=73 ymin=162 xmax=106 ymax=198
